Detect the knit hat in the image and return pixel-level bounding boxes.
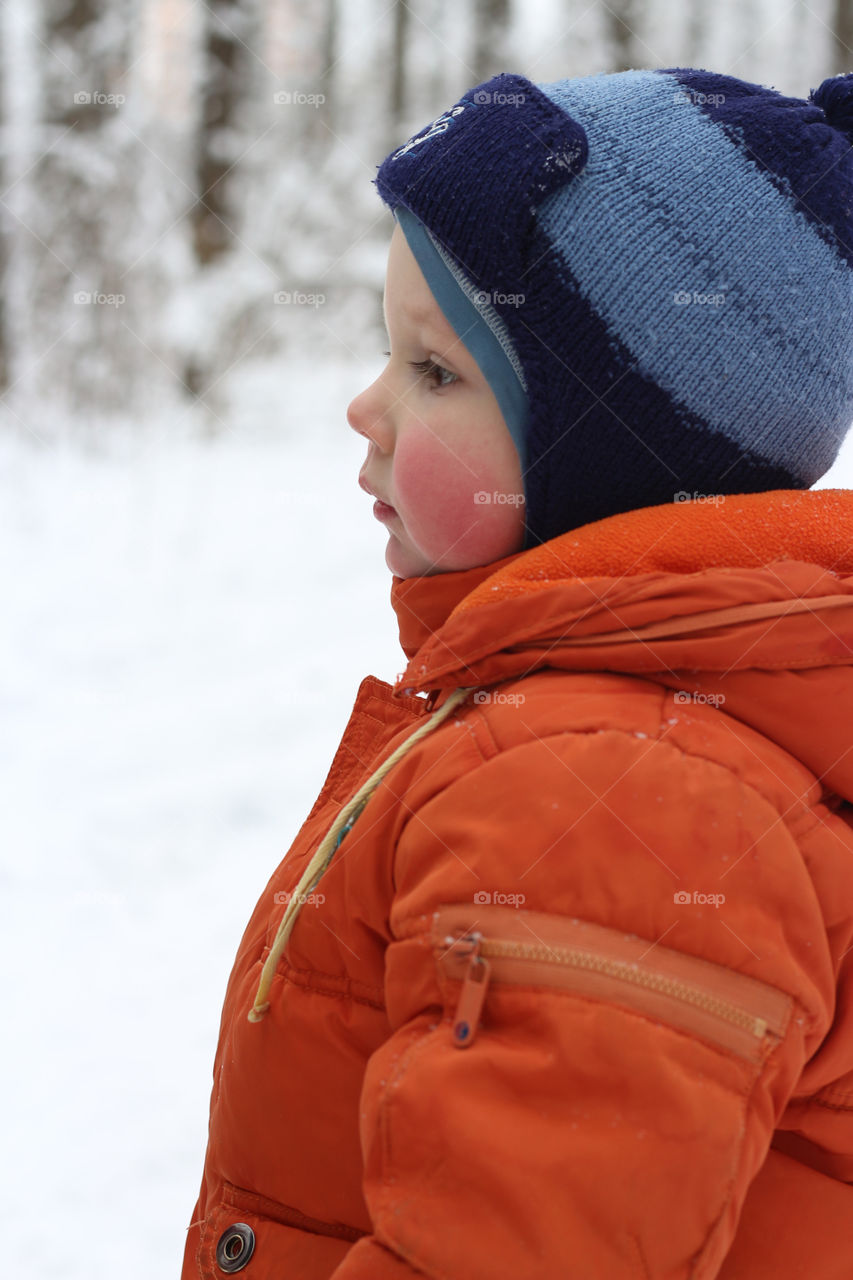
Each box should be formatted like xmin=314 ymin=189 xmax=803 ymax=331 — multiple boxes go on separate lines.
xmin=375 ymin=68 xmax=853 ymax=546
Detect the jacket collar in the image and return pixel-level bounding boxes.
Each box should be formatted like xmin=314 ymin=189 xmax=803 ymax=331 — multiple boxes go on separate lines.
xmin=391 ymin=549 xmax=525 ymax=661
xmin=389 ymin=490 xmax=853 ymax=802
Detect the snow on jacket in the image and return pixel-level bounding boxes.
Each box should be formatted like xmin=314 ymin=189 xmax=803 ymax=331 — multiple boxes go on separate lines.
xmin=183 ymin=489 xmax=853 ymax=1280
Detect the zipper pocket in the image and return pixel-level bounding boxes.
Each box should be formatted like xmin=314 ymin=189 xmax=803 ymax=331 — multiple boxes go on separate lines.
xmin=432 ymin=903 xmax=792 ymax=1062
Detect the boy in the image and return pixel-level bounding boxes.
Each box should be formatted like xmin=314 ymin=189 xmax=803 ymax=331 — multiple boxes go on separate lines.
xmin=184 ymin=68 xmax=853 ymax=1278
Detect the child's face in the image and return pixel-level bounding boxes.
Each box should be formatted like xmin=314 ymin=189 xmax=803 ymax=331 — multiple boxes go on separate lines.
xmin=347 ymin=225 xmax=526 ymax=578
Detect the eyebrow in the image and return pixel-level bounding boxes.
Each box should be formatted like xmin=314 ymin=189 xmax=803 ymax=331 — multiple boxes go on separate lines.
xmin=383 ymin=302 xmax=457 ymax=358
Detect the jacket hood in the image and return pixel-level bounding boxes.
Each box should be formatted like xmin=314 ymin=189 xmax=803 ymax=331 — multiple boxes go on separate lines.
xmin=391 ymin=490 xmax=853 ymax=802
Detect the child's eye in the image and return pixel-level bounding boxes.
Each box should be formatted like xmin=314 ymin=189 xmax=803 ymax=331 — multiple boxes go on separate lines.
xmin=409 ymin=358 xmax=458 ymax=388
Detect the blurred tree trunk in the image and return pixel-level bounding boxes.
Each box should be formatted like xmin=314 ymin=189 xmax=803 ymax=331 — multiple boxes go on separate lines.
xmin=390 ymin=0 xmax=410 ymax=128
xmin=471 ymin=0 xmax=512 ymax=83
xmin=606 ymin=0 xmax=644 ymax=72
xmin=830 ymin=0 xmax=853 ymax=73
xmin=0 ymin=0 xmax=42 ymax=413
xmin=192 ymin=0 xmax=256 ymax=265
xmin=318 ymin=0 xmax=338 ymax=135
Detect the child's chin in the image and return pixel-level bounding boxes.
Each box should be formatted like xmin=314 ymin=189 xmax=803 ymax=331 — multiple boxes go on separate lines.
xmin=384 ymin=533 xmax=436 ymax=579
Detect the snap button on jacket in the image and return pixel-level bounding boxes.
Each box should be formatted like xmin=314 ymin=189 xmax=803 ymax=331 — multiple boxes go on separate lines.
xmin=184 ymin=491 xmax=853 ymax=1279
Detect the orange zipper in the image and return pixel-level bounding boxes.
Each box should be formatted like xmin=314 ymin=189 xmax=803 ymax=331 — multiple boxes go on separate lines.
xmin=433 ymin=904 xmax=791 ymax=1060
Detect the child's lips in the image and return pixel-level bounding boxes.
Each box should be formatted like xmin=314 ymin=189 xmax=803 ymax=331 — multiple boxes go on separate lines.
xmin=359 ymin=474 xmax=398 ymax=521
xmin=372 ymin=499 xmax=397 ymax=523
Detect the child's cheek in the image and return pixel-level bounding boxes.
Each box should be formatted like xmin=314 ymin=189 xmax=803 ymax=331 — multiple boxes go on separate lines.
xmin=393 ymin=432 xmax=521 ymax=565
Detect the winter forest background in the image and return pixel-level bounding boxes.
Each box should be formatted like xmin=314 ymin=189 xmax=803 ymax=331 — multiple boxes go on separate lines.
xmin=2 ymin=2 xmax=853 ymax=1276
xmin=2 ymin=0 xmax=853 ymax=434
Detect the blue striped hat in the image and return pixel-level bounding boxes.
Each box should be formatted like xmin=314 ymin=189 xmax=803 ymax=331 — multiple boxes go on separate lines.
xmin=375 ymin=68 xmax=853 ymax=545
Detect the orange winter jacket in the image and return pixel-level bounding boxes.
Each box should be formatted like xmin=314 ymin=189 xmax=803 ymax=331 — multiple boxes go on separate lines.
xmin=184 ymin=489 xmax=853 ymax=1280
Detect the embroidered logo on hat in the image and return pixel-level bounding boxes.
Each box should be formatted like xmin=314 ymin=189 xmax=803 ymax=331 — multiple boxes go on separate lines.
xmin=392 ymin=105 xmax=466 ymax=160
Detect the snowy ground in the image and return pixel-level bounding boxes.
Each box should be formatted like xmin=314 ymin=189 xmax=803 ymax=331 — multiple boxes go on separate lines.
xmin=2 ymin=360 xmax=853 ymax=1277
xmin=0 ymin=358 xmax=400 ymax=1277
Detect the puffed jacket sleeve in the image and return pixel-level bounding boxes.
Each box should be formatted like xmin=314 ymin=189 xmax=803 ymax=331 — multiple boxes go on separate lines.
xmin=328 ymin=718 xmax=843 ymax=1280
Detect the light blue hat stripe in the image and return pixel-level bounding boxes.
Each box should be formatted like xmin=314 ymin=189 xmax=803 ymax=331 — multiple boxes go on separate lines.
xmin=395 ymin=207 xmax=529 ymax=468
xmin=538 ymin=71 xmax=853 ymax=478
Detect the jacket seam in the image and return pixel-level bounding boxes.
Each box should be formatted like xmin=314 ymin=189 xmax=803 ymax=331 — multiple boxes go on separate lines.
xmin=433 ymin=710 xmax=826 ymax=855
xmin=810 ymin=1094 xmax=853 ymax=1112
xmin=386 ymin=674 xmax=821 ymax=855
xmin=466 ymin=699 xmax=503 ymax=757
xmin=441 ymin=671 xmax=822 ymax=838
xmin=688 ymin=1049 xmax=766 ymax=1278
xmin=221 ymin=1180 xmax=367 ymax=1242
xmin=373 ymin=1018 xmax=464 ymax=1280
xmin=277 ymin=958 xmax=386 ymax=1010
xmin=387 ymin=716 xmax=493 ymax=851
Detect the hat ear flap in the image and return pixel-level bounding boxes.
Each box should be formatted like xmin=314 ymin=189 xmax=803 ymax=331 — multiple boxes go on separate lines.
xmin=375 ymin=73 xmax=588 ymax=293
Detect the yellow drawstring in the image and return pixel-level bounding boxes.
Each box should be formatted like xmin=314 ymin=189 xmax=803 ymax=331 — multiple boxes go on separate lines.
xmin=248 ymin=686 xmax=474 ymax=1023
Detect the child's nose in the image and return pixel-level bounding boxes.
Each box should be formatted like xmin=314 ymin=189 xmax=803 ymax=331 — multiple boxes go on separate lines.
xmin=346 ymin=377 xmax=393 ymax=451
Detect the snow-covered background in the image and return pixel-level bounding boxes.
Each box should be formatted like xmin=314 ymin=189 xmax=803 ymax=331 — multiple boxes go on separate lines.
xmin=2 ymin=0 xmax=853 ymax=1275
xmin=0 ymin=360 xmax=403 ymax=1276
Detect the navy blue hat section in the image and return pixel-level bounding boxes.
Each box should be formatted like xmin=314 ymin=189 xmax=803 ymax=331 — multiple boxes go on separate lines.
xmin=376 ymin=68 xmax=853 ymax=546
xmin=670 ymin=68 xmax=853 ymax=269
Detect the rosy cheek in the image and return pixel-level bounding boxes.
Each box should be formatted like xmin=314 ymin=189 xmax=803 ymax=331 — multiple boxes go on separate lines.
xmin=393 ymin=432 xmax=523 ymax=567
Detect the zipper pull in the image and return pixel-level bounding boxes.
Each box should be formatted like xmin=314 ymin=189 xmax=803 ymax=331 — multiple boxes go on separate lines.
xmin=447 ymin=933 xmax=492 ymax=1048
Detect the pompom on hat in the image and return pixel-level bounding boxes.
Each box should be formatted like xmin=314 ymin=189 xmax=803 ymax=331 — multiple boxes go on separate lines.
xmin=375 ymin=68 xmax=853 ymax=546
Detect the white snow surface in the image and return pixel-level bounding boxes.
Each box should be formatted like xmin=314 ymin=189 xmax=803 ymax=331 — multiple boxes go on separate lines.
xmin=0 ymin=359 xmax=400 ymax=1277
xmin=2 ymin=358 xmax=852 ymax=1276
